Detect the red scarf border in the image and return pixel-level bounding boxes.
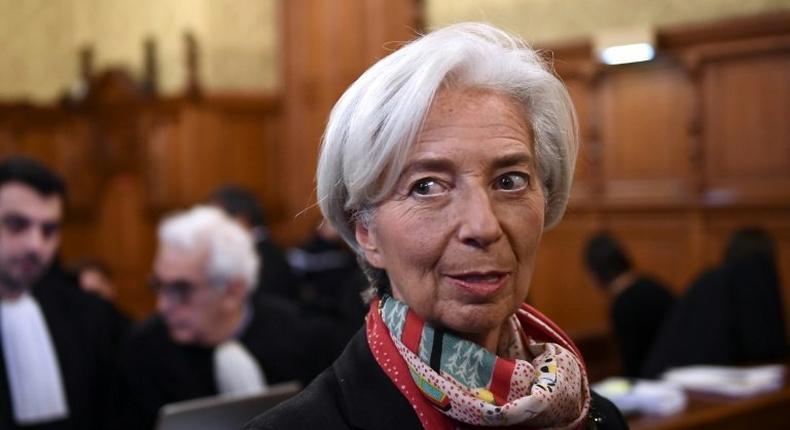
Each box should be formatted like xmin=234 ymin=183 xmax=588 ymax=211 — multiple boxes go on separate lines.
xmin=366 ymin=299 xmax=590 ymax=430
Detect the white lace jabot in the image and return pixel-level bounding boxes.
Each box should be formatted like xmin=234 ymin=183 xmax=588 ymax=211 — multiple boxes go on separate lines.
xmin=1 ymin=292 xmax=69 ymax=424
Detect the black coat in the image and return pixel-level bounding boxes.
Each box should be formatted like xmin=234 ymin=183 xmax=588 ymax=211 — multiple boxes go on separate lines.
xmin=245 ymin=329 xmax=628 ymax=430
xmin=0 ymin=267 xmax=126 ymax=430
xmin=117 ymin=296 xmax=345 ymax=430
xmin=253 ymin=238 xmax=302 ymax=303
xmin=642 ymin=257 xmax=787 ymax=378
xmin=611 ymin=276 xmax=675 ymax=377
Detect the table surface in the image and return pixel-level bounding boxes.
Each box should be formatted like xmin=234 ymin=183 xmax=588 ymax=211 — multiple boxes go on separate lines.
xmin=627 ymin=363 xmax=790 ymax=430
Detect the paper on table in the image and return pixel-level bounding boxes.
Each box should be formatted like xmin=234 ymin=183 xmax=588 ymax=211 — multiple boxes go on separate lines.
xmin=661 ymin=364 xmax=785 ymax=397
xmin=592 ymin=377 xmax=687 ymax=416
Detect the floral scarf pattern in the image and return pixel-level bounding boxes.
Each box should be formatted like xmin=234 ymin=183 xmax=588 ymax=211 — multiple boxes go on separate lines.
xmin=369 ymin=296 xmax=590 ymax=429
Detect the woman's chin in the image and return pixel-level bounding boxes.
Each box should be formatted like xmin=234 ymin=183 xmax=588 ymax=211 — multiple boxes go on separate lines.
xmin=432 ymin=302 xmax=511 ymax=342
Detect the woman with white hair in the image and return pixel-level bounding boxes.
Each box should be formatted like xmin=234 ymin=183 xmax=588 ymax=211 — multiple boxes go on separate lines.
xmin=247 ymin=23 xmax=626 ymax=429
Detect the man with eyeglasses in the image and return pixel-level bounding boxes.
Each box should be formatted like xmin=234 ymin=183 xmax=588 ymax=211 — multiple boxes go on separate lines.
xmin=117 ymin=206 xmax=341 ymax=430
xmin=0 ymin=156 xmax=124 ymax=430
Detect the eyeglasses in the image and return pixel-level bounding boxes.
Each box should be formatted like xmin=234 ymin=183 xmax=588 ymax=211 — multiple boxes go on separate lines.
xmin=148 ymin=276 xmax=197 ymax=305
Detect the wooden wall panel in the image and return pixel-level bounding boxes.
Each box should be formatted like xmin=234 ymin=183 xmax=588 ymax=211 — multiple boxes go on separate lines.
xmin=2 ymin=8 xmax=787 ymax=345
xmin=702 ymin=51 xmax=790 ymax=204
xmin=565 ymin=78 xmax=598 ymax=202
xmin=0 ymin=97 xmax=286 ymax=319
xmin=142 ymin=109 xmax=183 ymax=209
xmin=599 ymin=64 xmax=694 ymax=204
xmin=533 ymin=13 xmax=790 ymax=359
xmin=530 ymin=213 xmax=608 ymax=334
xmin=602 ymin=212 xmax=699 ymax=294
xmin=278 ymin=0 xmax=422 ymax=243
xmin=0 ymin=113 xmax=99 ymax=214
xmin=141 ymin=99 xmax=283 ymax=214
xmin=92 ymin=174 xmax=156 ymax=316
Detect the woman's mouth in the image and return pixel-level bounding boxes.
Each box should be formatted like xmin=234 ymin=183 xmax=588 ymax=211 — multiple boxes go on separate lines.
xmin=445 ymin=271 xmax=509 ymax=298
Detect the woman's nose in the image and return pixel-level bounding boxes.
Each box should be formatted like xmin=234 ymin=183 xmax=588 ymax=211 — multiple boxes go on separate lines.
xmin=456 ymin=187 xmax=503 ymax=249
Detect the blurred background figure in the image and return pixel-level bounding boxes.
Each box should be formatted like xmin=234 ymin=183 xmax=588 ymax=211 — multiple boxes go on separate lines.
xmin=0 ymin=156 xmax=124 ymax=430
xmin=286 ymin=219 xmax=366 ymax=327
xmin=208 ymin=185 xmax=301 ymax=303
xmin=74 ymin=259 xmax=116 ymax=301
xmin=116 ymin=205 xmax=339 ymax=430
xmin=643 ymin=227 xmax=788 ymax=377
xmin=584 ymin=232 xmax=676 ymax=378
xmin=73 ymin=259 xmax=131 ymax=331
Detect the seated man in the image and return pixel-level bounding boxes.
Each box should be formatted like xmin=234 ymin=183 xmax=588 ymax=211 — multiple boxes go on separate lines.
xmin=117 ymin=206 xmax=339 ymax=430
xmin=0 ymin=157 xmax=124 ymax=430
xmin=584 ymin=232 xmax=676 ymax=378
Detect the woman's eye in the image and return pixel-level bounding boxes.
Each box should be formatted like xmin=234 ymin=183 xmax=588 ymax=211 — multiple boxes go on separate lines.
xmin=495 ymin=173 xmax=528 ymax=191
xmin=410 ymin=179 xmax=444 ymax=196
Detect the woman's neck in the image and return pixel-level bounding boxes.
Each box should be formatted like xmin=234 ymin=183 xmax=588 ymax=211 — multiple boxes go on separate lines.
xmin=464 ymin=322 xmax=505 ymax=354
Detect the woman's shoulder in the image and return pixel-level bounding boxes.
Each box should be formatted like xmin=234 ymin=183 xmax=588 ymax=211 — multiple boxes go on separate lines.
xmin=245 ymin=328 xmax=423 ymax=430
xmin=244 ymin=366 xmax=348 ymax=430
xmin=589 ymin=390 xmax=630 ymax=430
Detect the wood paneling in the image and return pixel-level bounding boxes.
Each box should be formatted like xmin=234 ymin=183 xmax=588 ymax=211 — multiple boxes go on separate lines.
xmin=0 ymin=96 xmax=285 ymax=319
xmin=603 ymin=212 xmax=699 ymax=294
xmin=599 ymin=63 xmax=694 ymax=204
xmin=532 ymin=12 xmax=790 ymax=345
xmin=278 ymin=0 xmax=423 ymax=243
xmin=530 ymin=212 xmax=608 ymax=334
xmin=1 ymin=7 xmax=787 ymax=351
xmin=565 ymin=78 xmax=598 ymax=202
xmin=702 ymin=51 xmax=790 ymax=204
xmin=0 ymin=0 xmax=424 ymax=319
xmin=142 ymin=100 xmax=283 ymax=212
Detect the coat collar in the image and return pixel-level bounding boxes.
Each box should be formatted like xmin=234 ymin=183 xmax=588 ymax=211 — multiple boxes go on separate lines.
xmin=332 ymin=329 xmax=423 ymax=430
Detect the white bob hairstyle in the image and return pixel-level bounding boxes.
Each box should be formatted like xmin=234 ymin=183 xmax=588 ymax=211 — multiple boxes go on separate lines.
xmin=318 ymin=22 xmax=579 ymax=255
xmin=158 ymin=205 xmax=260 ymax=291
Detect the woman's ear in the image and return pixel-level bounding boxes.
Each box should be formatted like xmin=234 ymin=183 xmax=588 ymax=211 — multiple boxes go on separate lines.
xmin=355 ymin=221 xmax=385 ymax=269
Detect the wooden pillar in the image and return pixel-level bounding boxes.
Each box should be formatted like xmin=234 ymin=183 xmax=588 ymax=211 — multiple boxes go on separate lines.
xmin=275 ymin=0 xmax=422 ymax=244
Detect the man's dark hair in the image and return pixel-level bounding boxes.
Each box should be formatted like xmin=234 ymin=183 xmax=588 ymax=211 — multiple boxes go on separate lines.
xmin=583 ymin=232 xmax=632 ymax=287
xmin=724 ymin=227 xmax=776 ymax=267
xmin=0 ymin=156 xmax=67 ymax=198
xmin=209 ymin=185 xmax=266 ymax=227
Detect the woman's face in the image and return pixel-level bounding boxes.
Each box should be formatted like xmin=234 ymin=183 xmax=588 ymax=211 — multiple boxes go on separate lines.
xmin=356 ymin=87 xmax=546 ymax=350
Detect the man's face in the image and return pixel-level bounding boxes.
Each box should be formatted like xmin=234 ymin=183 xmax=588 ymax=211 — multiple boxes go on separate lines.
xmin=153 ymin=243 xmax=229 ymax=346
xmin=0 ymin=182 xmax=63 ymax=296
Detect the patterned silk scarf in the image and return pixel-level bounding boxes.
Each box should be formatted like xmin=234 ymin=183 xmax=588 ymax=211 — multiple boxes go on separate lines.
xmin=368 ymin=296 xmax=590 ymax=429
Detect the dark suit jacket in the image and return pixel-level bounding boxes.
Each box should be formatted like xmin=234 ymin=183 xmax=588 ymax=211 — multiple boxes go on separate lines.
xmin=245 ymin=329 xmax=628 ymax=430
xmin=611 ymin=276 xmax=675 ymax=377
xmin=253 ymin=237 xmax=302 ymax=302
xmin=117 ymin=296 xmax=344 ymax=430
xmin=0 ymin=266 xmax=126 ymax=430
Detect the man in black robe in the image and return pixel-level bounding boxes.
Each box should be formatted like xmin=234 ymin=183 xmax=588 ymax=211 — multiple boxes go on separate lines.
xmin=0 ymin=157 xmax=124 ymax=430
xmin=642 ymin=228 xmax=788 ymax=377
xmin=117 ymin=206 xmax=341 ymax=430
xmin=584 ymin=232 xmax=676 ymax=378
